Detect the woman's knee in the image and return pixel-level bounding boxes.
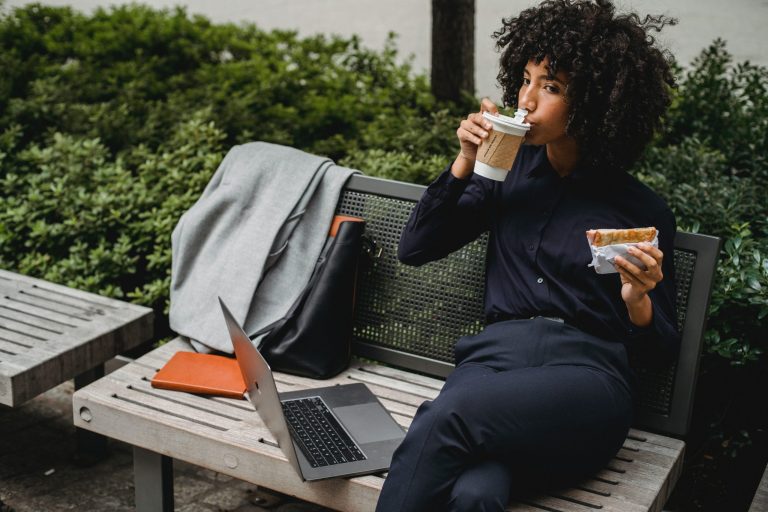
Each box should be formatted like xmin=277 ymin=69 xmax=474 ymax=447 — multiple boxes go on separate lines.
xmin=448 ymin=460 xmax=512 ymax=512
xmin=448 ymin=486 xmax=506 ymax=512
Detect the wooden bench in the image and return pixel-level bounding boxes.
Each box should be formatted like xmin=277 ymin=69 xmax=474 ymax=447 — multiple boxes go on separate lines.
xmin=0 ymin=269 xmax=154 ymax=452
xmin=749 ymin=464 xmax=768 ymax=512
xmin=72 ymin=175 xmax=721 ymax=511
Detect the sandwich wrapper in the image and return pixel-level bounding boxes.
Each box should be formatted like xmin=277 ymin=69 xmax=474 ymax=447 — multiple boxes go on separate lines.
xmin=587 ymin=233 xmax=659 ymax=275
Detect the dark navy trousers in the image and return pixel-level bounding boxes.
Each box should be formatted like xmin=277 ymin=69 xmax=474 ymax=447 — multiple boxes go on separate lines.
xmin=375 ymin=318 xmax=635 ymax=512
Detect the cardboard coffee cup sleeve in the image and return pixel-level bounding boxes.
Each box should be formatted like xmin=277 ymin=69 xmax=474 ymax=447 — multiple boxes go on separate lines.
xmin=587 ymin=234 xmax=659 ymax=274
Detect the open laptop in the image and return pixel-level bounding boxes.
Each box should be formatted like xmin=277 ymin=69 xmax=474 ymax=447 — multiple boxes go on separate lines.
xmin=219 ymin=297 xmax=406 ymax=481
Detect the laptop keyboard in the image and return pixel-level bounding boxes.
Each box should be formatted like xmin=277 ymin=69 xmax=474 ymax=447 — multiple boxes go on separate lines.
xmin=281 ymin=396 xmax=367 ymax=468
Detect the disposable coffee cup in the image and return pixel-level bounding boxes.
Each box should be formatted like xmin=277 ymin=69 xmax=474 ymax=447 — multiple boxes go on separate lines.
xmin=474 ymin=109 xmax=530 ymax=181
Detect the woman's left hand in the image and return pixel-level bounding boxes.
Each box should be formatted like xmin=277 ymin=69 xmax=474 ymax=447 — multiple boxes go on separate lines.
xmin=614 ymin=244 xmax=664 ymax=305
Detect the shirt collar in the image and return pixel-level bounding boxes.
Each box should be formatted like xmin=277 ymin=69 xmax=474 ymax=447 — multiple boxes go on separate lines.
xmin=524 ymin=145 xmax=551 ymax=179
xmin=524 ymin=144 xmax=602 ymax=183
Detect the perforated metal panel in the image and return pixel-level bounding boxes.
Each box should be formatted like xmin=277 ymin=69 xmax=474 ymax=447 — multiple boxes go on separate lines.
xmin=630 ymin=249 xmax=696 ymax=416
xmin=337 ymin=190 xmax=487 ymax=363
xmin=338 ymin=184 xmax=700 ymax=422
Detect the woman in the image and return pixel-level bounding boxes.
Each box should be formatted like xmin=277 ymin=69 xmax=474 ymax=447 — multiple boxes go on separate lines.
xmin=375 ymin=1 xmax=680 ymax=511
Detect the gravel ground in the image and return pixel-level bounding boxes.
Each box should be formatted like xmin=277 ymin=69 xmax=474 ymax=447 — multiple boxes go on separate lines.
xmin=0 ymin=374 xmax=331 ymax=512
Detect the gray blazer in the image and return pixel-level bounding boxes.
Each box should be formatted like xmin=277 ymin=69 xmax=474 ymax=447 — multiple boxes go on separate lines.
xmin=169 ymin=142 xmax=358 ymax=352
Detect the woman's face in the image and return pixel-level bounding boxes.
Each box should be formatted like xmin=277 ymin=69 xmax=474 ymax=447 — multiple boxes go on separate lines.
xmin=517 ymin=58 xmax=571 ymax=147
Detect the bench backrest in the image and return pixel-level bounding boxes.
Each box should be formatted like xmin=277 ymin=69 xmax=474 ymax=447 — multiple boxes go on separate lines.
xmin=336 ymin=174 xmax=721 ymax=438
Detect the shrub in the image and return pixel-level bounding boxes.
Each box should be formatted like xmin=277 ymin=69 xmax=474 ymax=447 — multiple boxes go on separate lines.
xmin=635 ymin=41 xmax=768 ymax=367
xmin=1 ymin=2 xmax=764 ymax=366
xmin=660 ymin=39 xmax=768 ymax=187
xmin=0 ymin=3 xmax=454 ymax=162
xmin=0 ymin=111 xmax=226 ymax=324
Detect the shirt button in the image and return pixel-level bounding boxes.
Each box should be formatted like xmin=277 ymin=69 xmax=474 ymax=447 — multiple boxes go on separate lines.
xmin=528 ymin=244 xmax=535 ymax=251
xmin=537 ymin=277 xmax=544 ymax=284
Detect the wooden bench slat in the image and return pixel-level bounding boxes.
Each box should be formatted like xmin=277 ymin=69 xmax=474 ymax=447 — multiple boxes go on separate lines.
xmin=0 ymin=296 xmax=92 ymax=326
xmin=614 ymin=445 xmax=676 ymax=470
xmin=621 ymin=437 xmax=682 ymax=459
xmin=514 ymin=492 xmax=648 ymax=512
xmin=592 ymin=466 xmax=674 ymax=496
xmin=748 ymin=464 xmax=768 ymax=512
xmin=0 ymin=270 xmax=122 ymax=309
xmin=111 ymin=366 xmax=256 ymax=424
xmin=627 ymin=428 xmax=685 ymax=451
xmin=567 ymin=476 xmax=658 ymax=509
xmin=355 ymin=361 xmax=446 ymax=390
xmin=506 ymin=503 xmax=552 ymax=512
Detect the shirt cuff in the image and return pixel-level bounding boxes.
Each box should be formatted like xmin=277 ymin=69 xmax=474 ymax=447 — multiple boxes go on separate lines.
xmin=425 ymin=164 xmax=471 ymax=202
xmin=625 ymin=298 xmax=680 ymax=357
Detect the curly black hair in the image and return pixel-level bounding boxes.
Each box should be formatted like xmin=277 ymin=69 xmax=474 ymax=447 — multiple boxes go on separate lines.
xmin=494 ymin=0 xmax=676 ymax=173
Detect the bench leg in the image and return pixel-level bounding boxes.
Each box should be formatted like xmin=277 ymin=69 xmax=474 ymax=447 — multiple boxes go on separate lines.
xmin=134 ymin=446 xmax=174 ymax=512
xmin=74 ymin=364 xmax=107 ymax=461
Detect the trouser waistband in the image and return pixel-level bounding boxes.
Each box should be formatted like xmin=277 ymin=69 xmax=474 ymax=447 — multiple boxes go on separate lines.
xmin=486 ymin=312 xmax=565 ymax=325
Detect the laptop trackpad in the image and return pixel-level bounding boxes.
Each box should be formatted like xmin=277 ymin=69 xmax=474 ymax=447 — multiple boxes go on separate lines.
xmin=333 ymin=404 xmax=404 ymax=444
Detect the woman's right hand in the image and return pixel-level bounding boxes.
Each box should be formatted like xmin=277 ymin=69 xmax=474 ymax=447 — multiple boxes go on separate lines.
xmin=452 ymin=98 xmax=500 ymax=178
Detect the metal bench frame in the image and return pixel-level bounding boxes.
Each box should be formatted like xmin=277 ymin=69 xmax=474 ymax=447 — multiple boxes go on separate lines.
xmin=72 ymin=174 xmax=721 ymax=511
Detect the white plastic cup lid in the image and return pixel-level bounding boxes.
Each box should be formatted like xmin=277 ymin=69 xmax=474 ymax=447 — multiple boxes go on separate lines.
xmin=483 ymin=109 xmax=530 ymax=134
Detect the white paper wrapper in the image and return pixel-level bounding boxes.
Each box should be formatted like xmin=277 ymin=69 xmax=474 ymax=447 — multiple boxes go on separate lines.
xmin=587 ymin=234 xmax=659 ymax=274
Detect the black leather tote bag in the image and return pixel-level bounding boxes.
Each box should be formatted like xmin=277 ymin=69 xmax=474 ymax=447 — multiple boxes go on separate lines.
xmin=250 ymin=218 xmax=365 ymax=379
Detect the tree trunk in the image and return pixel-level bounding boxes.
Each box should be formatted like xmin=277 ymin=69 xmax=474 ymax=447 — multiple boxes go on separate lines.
xmin=431 ymin=0 xmax=475 ymax=103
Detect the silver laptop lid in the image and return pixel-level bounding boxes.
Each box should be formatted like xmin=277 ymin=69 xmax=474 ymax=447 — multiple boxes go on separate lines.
xmin=218 ymin=297 xmax=302 ymax=476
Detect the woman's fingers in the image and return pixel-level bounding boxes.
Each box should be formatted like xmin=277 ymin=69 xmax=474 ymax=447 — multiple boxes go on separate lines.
xmin=456 ymin=99 xmax=498 ymax=154
xmin=615 ymin=256 xmax=650 ymax=285
xmin=469 ymin=112 xmax=493 ymax=130
xmin=457 ymin=126 xmax=483 ymax=146
xmin=627 ymin=245 xmax=663 ymax=279
xmin=458 ymin=115 xmax=492 ymax=146
xmin=616 ymin=264 xmax=643 ymax=286
xmin=480 ymin=98 xmax=499 ymax=115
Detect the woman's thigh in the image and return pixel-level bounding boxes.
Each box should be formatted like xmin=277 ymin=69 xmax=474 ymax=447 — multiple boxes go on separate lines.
xmin=432 ymin=363 xmax=633 ymax=477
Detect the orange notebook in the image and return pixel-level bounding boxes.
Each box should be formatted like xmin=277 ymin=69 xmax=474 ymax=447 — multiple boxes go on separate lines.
xmin=151 ymin=351 xmax=247 ymax=399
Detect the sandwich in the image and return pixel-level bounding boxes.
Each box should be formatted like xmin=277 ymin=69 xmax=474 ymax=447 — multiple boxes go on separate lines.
xmin=591 ymin=227 xmax=657 ymax=247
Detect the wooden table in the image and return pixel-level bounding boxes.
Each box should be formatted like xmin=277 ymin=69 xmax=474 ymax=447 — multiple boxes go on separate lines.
xmin=749 ymin=464 xmax=768 ymax=512
xmin=0 ymin=269 xmax=153 ymax=453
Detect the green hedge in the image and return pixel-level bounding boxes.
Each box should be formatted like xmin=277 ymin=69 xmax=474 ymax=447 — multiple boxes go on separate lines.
xmin=1 ymin=3 xmax=764 ymax=362
xmin=0 ymin=5 xmax=765 ymax=507
xmin=0 ymin=2 xmax=464 ymax=322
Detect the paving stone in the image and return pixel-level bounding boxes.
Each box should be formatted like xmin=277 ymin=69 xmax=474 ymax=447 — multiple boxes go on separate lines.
xmin=178 ymin=502 xmax=216 ymax=512
xmin=195 ymin=467 xmax=235 ymax=483
xmin=248 ymin=487 xmax=286 ymax=508
xmin=202 ymin=486 xmax=250 ymax=510
xmin=232 ymin=503 xmax=271 ymax=512
xmin=175 ymin=475 xmax=217 ymax=504
xmin=275 ymin=502 xmax=331 ymax=512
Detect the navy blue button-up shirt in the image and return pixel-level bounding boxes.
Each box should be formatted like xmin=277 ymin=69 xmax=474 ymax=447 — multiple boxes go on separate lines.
xmin=398 ymin=144 xmax=680 ymax=357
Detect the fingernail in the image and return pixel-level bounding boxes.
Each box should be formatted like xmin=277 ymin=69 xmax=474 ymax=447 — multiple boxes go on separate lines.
xmin=485 ymin=123 xmax=492 ymax=129
xmin=481 ymin=131 xmax=488 ymax=137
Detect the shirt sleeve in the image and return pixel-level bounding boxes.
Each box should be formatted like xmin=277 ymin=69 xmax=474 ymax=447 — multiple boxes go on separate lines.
xmin=625 ymin=207 xmax=681 ymax=361
xmin=398 ymin=164 xmax=495 ymax=266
